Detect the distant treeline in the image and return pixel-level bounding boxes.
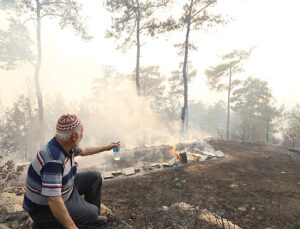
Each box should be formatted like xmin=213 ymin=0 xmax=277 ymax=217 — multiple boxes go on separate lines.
xmin=0 ymin=65 xmax=300 ymax=160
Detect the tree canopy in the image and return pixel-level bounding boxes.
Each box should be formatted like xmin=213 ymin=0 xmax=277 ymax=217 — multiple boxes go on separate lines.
xmin=0 ymin=18 xmax=33 ymax=70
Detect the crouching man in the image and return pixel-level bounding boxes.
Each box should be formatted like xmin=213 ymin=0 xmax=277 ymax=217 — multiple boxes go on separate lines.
xmin=23 ymin=114 xmax=119 ymax=229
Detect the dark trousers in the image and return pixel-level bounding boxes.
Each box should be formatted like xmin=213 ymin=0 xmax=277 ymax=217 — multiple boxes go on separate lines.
xmin=30 ymin=171 xmax=103 ymax=229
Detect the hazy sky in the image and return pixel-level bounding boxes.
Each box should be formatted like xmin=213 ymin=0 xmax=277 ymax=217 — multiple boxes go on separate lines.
xmin=1 ymin=0 xmax=300 ymax=109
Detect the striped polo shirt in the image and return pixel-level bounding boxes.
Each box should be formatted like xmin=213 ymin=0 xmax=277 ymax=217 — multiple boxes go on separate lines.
xmin=23 ymin=137 xmax=81 ymax=212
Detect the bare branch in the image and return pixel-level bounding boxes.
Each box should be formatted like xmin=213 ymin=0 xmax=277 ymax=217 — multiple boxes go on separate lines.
xmin=22 ymin=17 xmax=36 ymax=25
xmin=144 ymin=1 xmax=170 ymax=9
xmin=127 ymin=20 xmax=137 ymax=41
xmin=41 ymin=13 xmax=64 ymax=19
xmin=40 ymin=1 xmax=74 ymax=7
xmin=116 ymin=10 xmax=136 ymax=25
xmin=28 ymin=59 xmax=36 ymax=67
xmin=120 ymin=20 xmax=137 ymax=47
xmin=191 ymin=0 xmax=216 ymax=19
xmin=139 ymin=24 xmax=159 ymax=31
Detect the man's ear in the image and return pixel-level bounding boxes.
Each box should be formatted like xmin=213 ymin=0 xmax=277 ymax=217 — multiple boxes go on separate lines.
xmin=71 ymin=131 xmax=79 ymax=142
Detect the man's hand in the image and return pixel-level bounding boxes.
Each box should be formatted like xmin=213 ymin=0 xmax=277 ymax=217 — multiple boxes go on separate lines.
xmin=66 ymin=225 xmax=78 ymax=229
xmin=106 ymin=142 xmax=120 ymax=151
xmin=100 ymin=203 xmax=113 ymax=216
xmin=67 ymin=226 xmax=78 ymax=229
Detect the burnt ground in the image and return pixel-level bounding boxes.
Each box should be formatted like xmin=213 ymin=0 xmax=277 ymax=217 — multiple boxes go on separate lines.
xmin=1 ymin=141 xmax=300 ymax=229
xmin=101 ymin=141 xmax=300 ymax=229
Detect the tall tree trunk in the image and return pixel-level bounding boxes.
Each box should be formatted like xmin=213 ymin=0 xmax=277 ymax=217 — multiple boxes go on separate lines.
xmin=185 ymin=103 xmax=189 ymax=137
xmin=226 ymin=66 xmax=232 ymax=141
xmin=292 ymin=136 xmax=295 ymax=150
xmin=25 ymin=133 xmax=28 ymax=159
xmin=135 ymin=0 xmax=141 ymax=96
xmin=35 ymin=0 xmax=44 ymax=144
xmin=27 ymin=87 xmax=32 ymax=159
xmin=180 ymin=0 xmax=193 ymax=139
xmin=266 ymin=105 xmax=269 ymax=142
xmin=23 ymin=112 xmax=28 ymax=159
xmin=185 ymin=62 xmax=189 ymax=136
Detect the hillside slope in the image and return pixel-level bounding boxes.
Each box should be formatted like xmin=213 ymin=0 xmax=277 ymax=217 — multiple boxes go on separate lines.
xmin=1 ymin=141 xmax=299 ymax=229
xmin=102 ymin=141 xmax=300 ymax=228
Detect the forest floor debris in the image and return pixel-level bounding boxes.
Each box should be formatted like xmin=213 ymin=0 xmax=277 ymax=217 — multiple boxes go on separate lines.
xmin=1 ymin=140 xmax=300 ymax=228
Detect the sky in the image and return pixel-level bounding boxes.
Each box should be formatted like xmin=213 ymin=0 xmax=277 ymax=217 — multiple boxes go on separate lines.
xmin=1 ymin=0 xmax=300 ymax=110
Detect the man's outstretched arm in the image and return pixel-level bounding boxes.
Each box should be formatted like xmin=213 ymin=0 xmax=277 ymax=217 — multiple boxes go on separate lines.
xmin=48 ymin=196 xmax=77 ymax=229
xmin=78 ymin=142 xmax=120 ymax=157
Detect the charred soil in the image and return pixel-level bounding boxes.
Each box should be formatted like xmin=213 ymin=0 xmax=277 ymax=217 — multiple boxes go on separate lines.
xmin=1 ymin=141 xmax=300 ymax=229
xmin=102 ymin=141 xmax=300 ymax=229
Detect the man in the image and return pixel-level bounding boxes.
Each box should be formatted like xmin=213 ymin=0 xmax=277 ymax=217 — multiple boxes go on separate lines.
xmin=23 ymin=114 xmax=119 ymax=229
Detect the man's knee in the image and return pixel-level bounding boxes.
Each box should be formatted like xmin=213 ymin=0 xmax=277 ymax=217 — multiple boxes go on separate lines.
xmin=91 ymin=171 xmax=102 ymax=184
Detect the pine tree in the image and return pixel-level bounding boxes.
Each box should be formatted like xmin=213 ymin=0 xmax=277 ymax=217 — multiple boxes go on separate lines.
xmin=206 ymin=49 xmax=251 ymax=141
xmin=231 ymin=77 xmax=279 ymax=142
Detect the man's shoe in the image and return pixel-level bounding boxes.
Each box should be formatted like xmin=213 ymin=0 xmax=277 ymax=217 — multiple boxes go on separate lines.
xmin=95 ymin=215 xmax=107 ymax=226
xmin=77 ymin=216 xmax=107 ymax=229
